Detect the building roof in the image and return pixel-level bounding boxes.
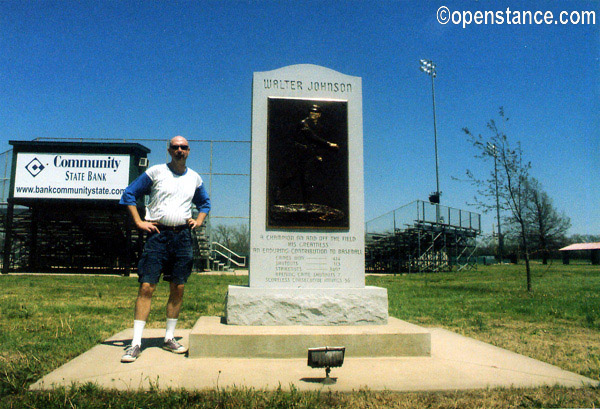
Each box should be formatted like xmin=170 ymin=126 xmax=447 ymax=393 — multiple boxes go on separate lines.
xmin=559 ymin=242 xmax=600 ymax=251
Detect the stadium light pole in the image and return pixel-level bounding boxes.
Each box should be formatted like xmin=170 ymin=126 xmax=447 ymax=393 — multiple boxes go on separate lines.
xmin=487 ymin=142 xmax=504 ymax=263
xmin=420 ymin=59 xmax=440 ymax=222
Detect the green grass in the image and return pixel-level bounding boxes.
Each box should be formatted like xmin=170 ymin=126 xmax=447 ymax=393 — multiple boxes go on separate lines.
xmin=1 ymin=264 xmax=599 ymax=408
xmin=372 ymin=263 xmax=600 ymax=381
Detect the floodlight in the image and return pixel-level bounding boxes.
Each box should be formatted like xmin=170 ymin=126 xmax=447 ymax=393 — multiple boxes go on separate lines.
xmin=429 ymin=192 xmax=440 ymax=204
xmin=419 ymin=59 xmax=437 ymax=77
xmin=307 ymin=346 xmax=345 ymax=385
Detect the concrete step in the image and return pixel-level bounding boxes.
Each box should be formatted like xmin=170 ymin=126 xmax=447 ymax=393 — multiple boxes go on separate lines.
xmin=188 ymin=316 xmax=431 ymax=359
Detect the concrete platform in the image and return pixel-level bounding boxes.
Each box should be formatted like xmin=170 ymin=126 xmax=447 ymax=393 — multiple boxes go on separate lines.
xmin=30 ymin=321 xmax=598 ymax=392
xmin=189 ymin=316 xmax=430 ymax=358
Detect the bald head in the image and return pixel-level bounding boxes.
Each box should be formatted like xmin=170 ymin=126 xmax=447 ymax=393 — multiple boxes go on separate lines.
xmin=170 ymin=135 xmax=189 ymax=147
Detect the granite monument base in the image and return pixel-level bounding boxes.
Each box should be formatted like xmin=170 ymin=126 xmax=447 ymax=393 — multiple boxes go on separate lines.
xmin=225 ymin=285 xmax=388 ymax=326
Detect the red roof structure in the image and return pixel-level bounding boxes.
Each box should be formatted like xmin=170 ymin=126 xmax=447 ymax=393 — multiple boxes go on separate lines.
xmin=559 ymin=242 xmax=600 ymax=251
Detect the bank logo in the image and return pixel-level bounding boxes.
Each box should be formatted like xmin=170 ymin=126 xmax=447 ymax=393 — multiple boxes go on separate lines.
xmin=25 ymin=158 xmax=45 ymax=177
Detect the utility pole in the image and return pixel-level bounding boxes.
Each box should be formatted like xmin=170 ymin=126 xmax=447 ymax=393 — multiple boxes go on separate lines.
xmin=420 ymin=59 xmax=441 ymax=222
xmin=487 ymin=142 xmax=504 ymax=263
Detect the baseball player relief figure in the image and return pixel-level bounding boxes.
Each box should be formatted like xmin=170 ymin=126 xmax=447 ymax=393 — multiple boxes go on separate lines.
xmin=268 ymin=99 xmax=349 ymax=229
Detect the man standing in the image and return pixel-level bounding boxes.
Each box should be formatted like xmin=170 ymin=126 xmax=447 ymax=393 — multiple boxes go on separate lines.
xmin=119 ymin=136 xmax=210 ymax=363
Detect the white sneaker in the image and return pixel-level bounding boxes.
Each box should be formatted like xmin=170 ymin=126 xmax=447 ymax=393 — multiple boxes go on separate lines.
xmin=162 ymin=338 xmax=188 ymax=354
xmin=121 ymin=344 xmax=141 ymax=363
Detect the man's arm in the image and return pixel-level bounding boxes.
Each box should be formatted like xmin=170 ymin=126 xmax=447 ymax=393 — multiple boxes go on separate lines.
xmin=187 ymin=211 xmax=208 ymax=230
xmin=301 ymin=120 xmax=339 ymax=149
xmin=126 ymin=205 xmax=160 ymax=233
xmin=120 ymin=173 xmax=158 ymax=233
xmin=188 ymin=184 xmax=211 ymax=230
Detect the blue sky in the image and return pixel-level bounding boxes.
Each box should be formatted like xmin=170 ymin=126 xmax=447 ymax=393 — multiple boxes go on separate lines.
xmin=1 ymin=0 xmax=598 ymax=236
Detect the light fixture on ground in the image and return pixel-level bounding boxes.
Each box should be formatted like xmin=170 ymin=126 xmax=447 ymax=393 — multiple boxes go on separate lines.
xmin=419 ymin=59 xmax=441 ymax=220
xmin=307 ymin=346 xmax=345 ymax=385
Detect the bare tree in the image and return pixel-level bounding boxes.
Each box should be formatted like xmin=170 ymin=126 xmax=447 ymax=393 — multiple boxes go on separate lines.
xmin=212 ymin=224 xmax=235 ymax=250
xmin=230 ymin=223 xmax=250 ymax=256
xmin=212 ymin=223 xmax=250 ymax=256
xmin=523 ymin=178 xmax=571 ymax=264
xmin=462 ymin=108 xmax=534 ymax=291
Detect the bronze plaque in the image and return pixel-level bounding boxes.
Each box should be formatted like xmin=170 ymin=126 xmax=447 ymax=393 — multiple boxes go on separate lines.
xmin=267 ymin=98 xmax=349 ymax=229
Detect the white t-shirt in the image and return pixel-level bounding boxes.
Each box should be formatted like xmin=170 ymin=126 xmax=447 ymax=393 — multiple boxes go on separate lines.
xmin=144 ymin=164 xmax=204 ymax=226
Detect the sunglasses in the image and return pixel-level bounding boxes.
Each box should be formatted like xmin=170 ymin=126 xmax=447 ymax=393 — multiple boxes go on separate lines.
xmin=170 ymin=144 xmax=189 ymax=151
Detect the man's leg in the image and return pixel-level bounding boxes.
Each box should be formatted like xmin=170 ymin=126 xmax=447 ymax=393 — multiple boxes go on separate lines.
xmin=132 ymin=283 xmax=156 ymax=346
xmin=165 ymin=282 xmax=184 ymax=339
xmin=163 ymin=282 xmax=188 ymax=353
xmin=166 ymin=281 xmax=185 ymax=318
xmin=122 ymin=282 xmax=156 ymax=363
xmin=123 ymin=230 xmax=165 ymax=363
xmin=163 ymin=229 xmax=193 ymax=353
xmin=135 ymin=282 xmax=157 ymax=321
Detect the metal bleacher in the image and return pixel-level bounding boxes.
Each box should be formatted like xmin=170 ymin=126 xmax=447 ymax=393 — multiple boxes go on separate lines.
xmin=1 ymin=204 xmax=212 ymax=275
xmin=365 ymin=200 xmax=481 ymax=274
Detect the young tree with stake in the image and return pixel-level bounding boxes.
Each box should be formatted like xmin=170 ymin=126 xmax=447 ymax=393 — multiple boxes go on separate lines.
xmin=462 ymin=108 xmax=534 ymax=292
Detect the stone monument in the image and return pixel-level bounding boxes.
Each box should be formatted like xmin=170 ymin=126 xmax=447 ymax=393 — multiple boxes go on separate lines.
xmin=226 ymin=64 xmax=388 ymax=325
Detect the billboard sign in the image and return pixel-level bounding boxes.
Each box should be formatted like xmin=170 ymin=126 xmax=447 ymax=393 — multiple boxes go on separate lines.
xmin=13 ymin=153 xmax=131 ymax=200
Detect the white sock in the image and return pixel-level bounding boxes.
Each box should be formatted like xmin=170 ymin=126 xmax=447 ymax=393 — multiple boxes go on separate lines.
xmin=132 ymin=320 xmax=145 ymax=347
xmin=165 ymin=318 xmax=178 ymax=341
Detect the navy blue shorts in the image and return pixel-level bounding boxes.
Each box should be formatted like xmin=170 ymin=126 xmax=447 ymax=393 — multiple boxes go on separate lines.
xmin=137 ymin=228 xmax=194 ymax=285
